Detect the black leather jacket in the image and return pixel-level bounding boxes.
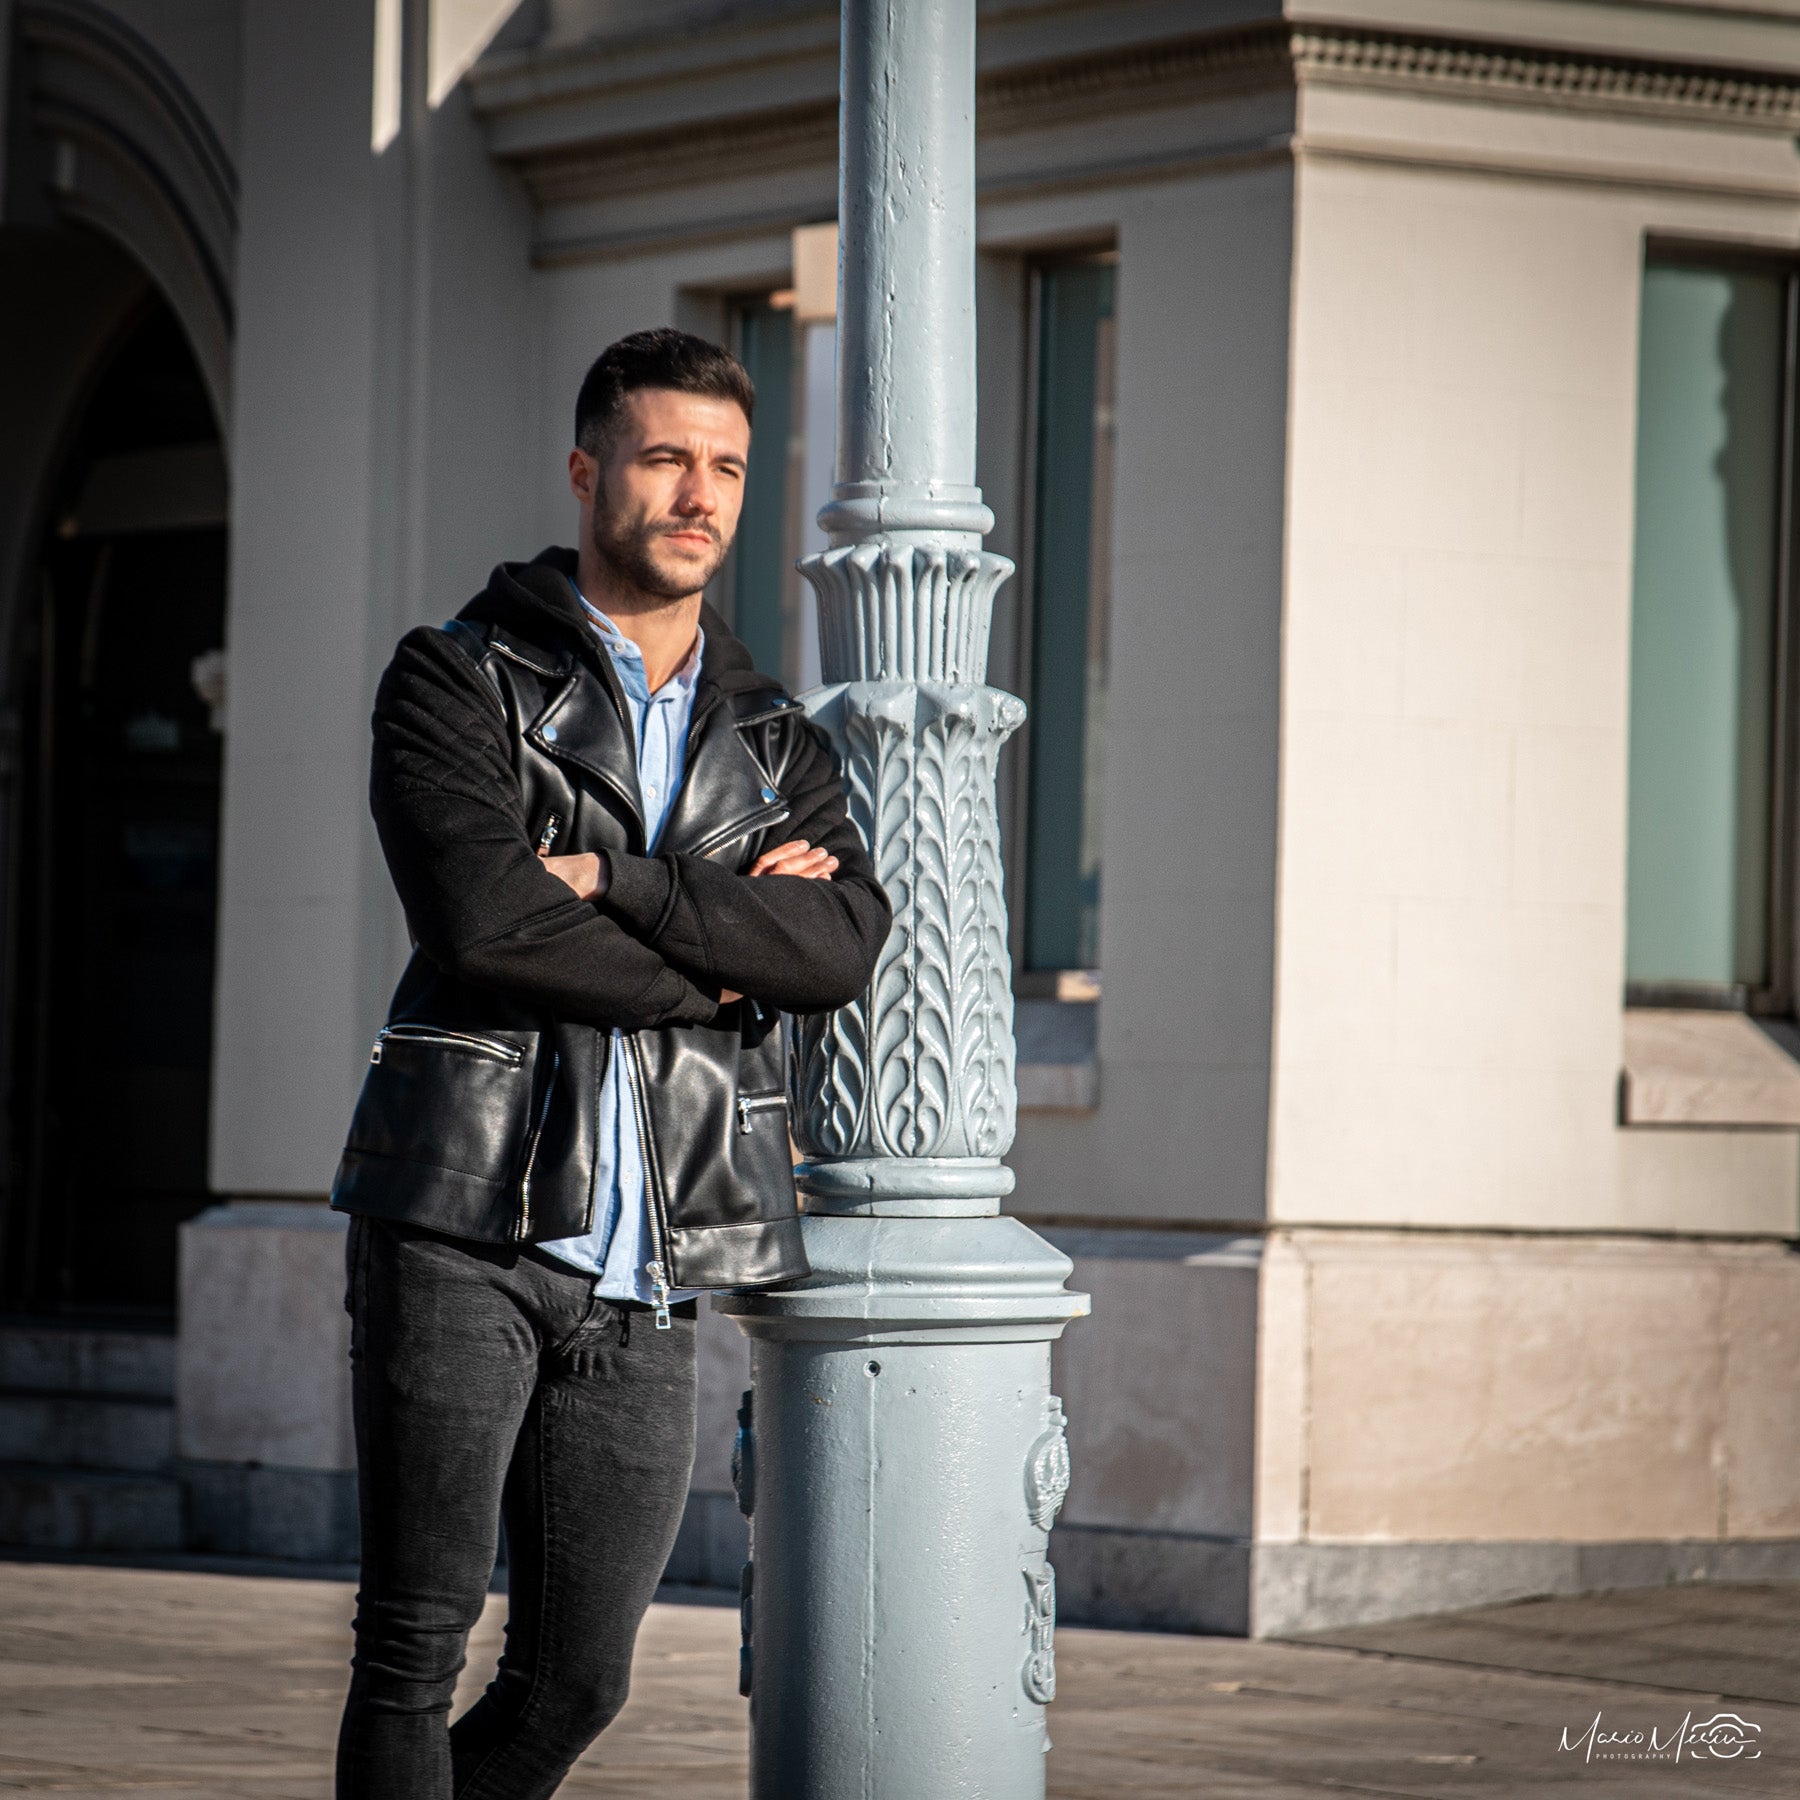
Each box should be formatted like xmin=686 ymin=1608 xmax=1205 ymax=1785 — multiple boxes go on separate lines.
xmin=329 ymin=548 xmax=891 ymax=1294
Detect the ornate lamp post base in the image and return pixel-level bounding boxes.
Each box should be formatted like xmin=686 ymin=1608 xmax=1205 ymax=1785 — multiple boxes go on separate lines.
xmin=717 ymin=1210 xmax=1085 ymax=1800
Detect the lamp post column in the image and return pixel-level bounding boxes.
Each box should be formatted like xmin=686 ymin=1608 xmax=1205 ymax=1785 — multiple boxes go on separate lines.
xmin=714 ymin=3 xmax=1088 ymax=1796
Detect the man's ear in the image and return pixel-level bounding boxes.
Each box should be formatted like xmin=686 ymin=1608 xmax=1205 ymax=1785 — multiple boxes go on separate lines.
xmin=568 ymin=446 xmax=598 ymax=505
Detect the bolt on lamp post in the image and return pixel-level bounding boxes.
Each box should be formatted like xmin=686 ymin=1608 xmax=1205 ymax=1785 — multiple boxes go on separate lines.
xmin=713 ymin=2 xmax=1089 ymax=1795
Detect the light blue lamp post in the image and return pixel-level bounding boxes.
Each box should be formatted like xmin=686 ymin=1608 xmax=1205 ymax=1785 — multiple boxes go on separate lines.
xmin=714 ymin=2 xmax=1089 ymax=1795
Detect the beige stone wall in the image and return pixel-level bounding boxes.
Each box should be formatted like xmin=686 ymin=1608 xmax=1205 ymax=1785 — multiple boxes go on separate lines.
xmin=1002 ymin=156 xmax=1295 ymax=1228
xmin=1255 ymin=1228 xmax=1800 ymax=1547
xmin=1272 ymin=75 xmax=1800 ymax=1236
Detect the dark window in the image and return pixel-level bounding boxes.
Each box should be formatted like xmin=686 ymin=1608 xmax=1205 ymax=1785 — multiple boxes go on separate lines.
xmin=1020 ymin=258 xmax=1116 ymax=976
xmin=729 ymin=297 xmax=795 ymax=681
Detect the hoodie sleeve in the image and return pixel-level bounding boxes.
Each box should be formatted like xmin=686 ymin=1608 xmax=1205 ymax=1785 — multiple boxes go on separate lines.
xmin=369 ymin=625 xmax=720 ymax=1030
xmin=599 ymin=714 xmax=893 ymax=1015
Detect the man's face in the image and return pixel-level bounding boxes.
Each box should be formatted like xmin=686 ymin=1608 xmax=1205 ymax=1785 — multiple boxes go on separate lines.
xmin=570 ymin=387 xmax=750 ymax=603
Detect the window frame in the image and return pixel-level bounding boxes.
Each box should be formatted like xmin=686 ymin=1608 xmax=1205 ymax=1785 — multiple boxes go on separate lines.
xmin=1008 ymin=246 xmax=1118 ymax=1000
xmin=1626 ymin=238 xmax=1800 ymax=1017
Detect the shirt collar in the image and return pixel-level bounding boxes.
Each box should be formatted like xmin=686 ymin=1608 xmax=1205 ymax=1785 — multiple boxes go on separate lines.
xmin=575 ymin=587 xmax=703 ymax=699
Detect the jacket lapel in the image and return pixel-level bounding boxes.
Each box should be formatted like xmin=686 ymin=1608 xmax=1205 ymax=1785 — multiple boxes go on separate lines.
xmin=659 ymin=689 xmax=793 ymax=859
xmin=527 ymin=668 xmax=645 ymax=848
xmin=493 ymin=578 xmax=794 ymax=862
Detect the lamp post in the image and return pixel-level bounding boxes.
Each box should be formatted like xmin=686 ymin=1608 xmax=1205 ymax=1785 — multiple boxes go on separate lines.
xmin=714 ymin=2 xmax=1088 ymax=1795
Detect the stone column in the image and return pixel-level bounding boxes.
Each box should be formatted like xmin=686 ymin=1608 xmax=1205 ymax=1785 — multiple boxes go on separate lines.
xmin=714 ymin=3 xmax=1088 ymax=1795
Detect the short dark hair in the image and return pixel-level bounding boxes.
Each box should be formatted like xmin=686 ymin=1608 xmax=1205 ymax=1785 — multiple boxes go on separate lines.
xmin=574 ymin=328 xmax=755 ymax=455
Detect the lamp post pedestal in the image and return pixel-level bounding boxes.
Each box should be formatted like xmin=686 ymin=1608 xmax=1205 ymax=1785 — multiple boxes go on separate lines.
xmin=719 ymin=1213 xmax=1082 ymax=1799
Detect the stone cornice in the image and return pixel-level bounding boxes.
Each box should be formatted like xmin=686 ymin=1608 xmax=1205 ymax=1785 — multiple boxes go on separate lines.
xmin=979 ymin=21 xmax=1800 ymax=135
xmin=978 ymin=23 xmax=1294 ymax=134
xmin=515 ymin=100 xmax=837 ymax=207
xmin=1291 ymin=25 xmax=1800 ymax=129
xmin=483 ymin=18 xmax=1800 ymax=215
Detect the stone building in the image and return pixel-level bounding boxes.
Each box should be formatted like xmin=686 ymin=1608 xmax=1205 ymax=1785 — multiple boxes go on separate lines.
xmin=1 ymin=0 xmax=1796 ymax=1635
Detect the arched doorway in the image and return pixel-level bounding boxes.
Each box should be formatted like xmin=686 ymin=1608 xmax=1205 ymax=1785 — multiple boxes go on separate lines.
xmin=2 ymin=294 xmax=228 ymax=1314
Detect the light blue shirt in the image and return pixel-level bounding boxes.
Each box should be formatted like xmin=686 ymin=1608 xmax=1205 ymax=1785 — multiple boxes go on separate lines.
xmin=540 ymin=594 xmax=705 ymax=1311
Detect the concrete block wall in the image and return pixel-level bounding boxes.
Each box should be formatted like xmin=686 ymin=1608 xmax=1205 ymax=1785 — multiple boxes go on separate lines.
xmin=1251 ymin=1229 xmax=1800 ymax=1635
xmin=1045 ymin=1234 xmax=1260 ymax=1634
xmin=177 ymin=1204 xmax=357 ymax=1562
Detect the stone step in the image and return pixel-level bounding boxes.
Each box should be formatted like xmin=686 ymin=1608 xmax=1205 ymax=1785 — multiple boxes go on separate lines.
xmin=0 ymin=1464 xmax=184 ymax=1552
xmin=0 ymin=1326 xmax=174 ymax=1400
xmin=0 ymin=1393 xmax=174 ymax=1473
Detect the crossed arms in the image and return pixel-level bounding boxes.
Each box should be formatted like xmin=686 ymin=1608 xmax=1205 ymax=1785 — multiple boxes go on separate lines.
xmin=369 ymin=625 xmax=891 ymax=1032
xmin=540 ymin=837 xmax=836 ymax=1004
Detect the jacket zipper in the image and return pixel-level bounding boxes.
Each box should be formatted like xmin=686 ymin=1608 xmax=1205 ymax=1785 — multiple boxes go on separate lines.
xmin=736 ymin=1092 xmax=788 ymax=1134
xmin=623 ymin=1035 xmax=676 ymax=1329
xmin=514 ymin=1049 xmax=560 ymax=1243
xmin=371 ymin=1025 xmax=524 ymax=1065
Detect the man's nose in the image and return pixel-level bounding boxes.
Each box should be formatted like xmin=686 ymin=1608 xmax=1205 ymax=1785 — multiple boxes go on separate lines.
xmin=677 ymin=470 xmax=719 ymax=515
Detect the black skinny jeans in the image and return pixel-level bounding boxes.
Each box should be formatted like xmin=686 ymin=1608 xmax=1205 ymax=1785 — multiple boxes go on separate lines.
xmin=336 ymin=1216 xmax=698 ymax=1800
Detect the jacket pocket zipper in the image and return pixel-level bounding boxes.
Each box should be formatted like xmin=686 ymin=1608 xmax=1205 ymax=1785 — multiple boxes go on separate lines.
xmin=736 ymin=1092 xmax=788 ymax=1134
xmin=514 ymin=1048 xmax=561 ymax=1244
xmin=371 ymin=1025 xmax=525 ymax=1065
xmin=623 ymin=1035 xmax=676 ymax=1329
xmin=686 ymin=799 xmax=789 ymax=861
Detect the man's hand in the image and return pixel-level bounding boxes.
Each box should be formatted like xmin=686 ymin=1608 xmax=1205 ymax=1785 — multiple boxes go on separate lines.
xmin=538 ymin=850 xmax=607 ymax=901
xmin=720 ymin=841 xmax=837 ymax=1002
xmin=749 ymin=839 xmax=838 ymax=880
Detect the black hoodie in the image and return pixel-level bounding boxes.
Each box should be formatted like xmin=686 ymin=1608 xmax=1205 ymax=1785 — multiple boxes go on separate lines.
xmin=329 ymin=548 xmax=890 ymax=1286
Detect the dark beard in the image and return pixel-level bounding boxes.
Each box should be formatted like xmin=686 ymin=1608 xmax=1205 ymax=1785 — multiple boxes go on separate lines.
xmin=590 ymin=507 xmax=727 ymax=601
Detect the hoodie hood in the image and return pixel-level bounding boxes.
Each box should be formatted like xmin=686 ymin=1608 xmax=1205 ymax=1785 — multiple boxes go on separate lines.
xmin=457 ymin=545 xmax=782 ymax=699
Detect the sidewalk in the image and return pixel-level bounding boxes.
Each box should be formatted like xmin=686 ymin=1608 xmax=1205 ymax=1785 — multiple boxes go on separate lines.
xmin=0 ymin=1559 xmax=1790 ymax=1796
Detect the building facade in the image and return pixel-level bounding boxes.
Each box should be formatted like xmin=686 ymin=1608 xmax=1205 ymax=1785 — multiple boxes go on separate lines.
xmin=1 ymin=0 xmax=1797 ymax=1635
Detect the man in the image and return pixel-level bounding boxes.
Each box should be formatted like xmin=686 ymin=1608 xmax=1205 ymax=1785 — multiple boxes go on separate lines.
xmin=329 ymin=328 xmax=890 ymax=1799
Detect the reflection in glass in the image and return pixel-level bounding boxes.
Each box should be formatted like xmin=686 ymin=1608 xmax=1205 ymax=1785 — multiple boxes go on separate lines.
xmin=1627 ymin=264 xmax=1785 ymax=992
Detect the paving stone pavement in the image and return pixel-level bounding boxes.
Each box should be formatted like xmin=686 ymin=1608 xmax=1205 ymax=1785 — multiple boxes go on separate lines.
xmin=0 ymin=1560 xmax=1791 ymax=1796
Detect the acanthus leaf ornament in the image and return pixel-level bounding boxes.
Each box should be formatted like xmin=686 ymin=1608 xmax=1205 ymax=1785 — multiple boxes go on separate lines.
xmin=792 ymin=679 xmax=1022 ymax=1167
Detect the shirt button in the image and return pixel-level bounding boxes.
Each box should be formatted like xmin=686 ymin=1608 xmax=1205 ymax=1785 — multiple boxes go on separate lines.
xmin=647 ymin=785 xmax=659 ymax=798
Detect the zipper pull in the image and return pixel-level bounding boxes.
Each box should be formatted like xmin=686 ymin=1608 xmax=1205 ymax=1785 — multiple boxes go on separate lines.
xmin=736 ymin=1095 xmax=750 ymax=1134
xmin=646 ymin=1261 xmax=673 ymax=1330
xmin=370 ymin=1031 xmax=386 ymax=1065
xmin=537 ymin=812 xmax=564 ymax=855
